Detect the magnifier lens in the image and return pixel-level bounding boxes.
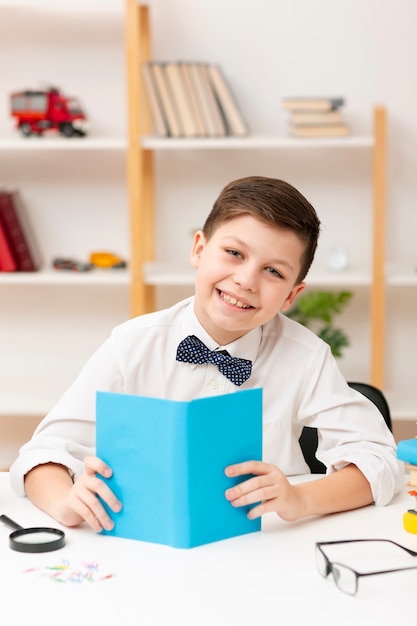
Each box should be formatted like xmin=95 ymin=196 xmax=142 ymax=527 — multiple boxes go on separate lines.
xmin=13 ymin=531 xmax=60 ymax=545
xmin=9 ymin=528 xmax=66 ymax=553
xmin=1 ymin=515 xmax=66 ymax=553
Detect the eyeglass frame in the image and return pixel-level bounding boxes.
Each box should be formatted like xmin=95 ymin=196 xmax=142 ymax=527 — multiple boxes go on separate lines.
xmin=316 ymin=538 xmax=417 ymax=596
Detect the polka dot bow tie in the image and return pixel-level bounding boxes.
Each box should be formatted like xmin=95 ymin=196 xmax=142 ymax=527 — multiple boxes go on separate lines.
xmin=176 ymin=335 xmax=252 ymax=387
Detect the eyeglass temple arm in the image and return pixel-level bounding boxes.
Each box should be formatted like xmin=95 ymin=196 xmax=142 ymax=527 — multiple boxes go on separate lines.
xmin=316 ymin=539 xmax=417 ymax=557
xmin=358 ymin=564 xmax=417 ymax=579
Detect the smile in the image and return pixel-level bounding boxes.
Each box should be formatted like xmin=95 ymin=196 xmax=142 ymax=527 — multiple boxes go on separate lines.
xmin=219 ymin=291 xmax=252 ymax=309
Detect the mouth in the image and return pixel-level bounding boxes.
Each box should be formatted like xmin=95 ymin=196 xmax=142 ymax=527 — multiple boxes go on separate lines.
xmin=218 ymin=290 xmax=253 ymax=309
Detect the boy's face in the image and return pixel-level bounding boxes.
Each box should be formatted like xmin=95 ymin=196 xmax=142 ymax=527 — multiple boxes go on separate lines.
xmin=190 ymin=214 xmax=306 ymax=345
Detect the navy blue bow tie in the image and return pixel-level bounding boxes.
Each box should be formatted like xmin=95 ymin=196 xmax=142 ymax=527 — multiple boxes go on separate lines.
xmin=176 ymin=335 xmax=252 ymax=387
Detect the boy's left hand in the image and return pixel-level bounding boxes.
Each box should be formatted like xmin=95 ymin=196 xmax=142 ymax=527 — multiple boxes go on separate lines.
xmin=225 ymin=460 xmax=305 ymax=521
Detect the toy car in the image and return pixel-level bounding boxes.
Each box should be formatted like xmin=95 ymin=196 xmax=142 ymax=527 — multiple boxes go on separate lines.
xmin=52 ymin=257 xmax=93 ymax=272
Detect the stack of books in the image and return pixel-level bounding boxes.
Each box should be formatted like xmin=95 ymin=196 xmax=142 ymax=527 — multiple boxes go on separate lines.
xmin=397 ymin=434 xmax=417 ymax=535
xmin=282 ymin=97 xmax=349 ymax=138
xmin=0 ymin=189 xmax=41 ymax=272
xmin=141 ymin=61 xmax=249 ymax=138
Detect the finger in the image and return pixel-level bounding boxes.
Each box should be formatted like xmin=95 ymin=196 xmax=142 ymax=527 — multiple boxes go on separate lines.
xmin=84 ymin=455 xmax=112 ymax=478
xmin=83 ymin=473 xmax=122 ymax=513
xmin=71 ymin=475 xmax=121 ymax=532
xmin=226 ymin=478 xmax=276 ymax=507
xmin=225 ymin=460 xmax=278 ymax=478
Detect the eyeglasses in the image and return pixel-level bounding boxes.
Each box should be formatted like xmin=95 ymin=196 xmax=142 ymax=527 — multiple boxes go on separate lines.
xmin=316 ymin=539 xmax=417 ymax=595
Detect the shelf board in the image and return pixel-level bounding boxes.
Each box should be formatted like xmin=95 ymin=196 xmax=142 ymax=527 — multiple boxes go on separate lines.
xmin=0 ymin=137 xmax=127 ymax=151
xmin=0 ymin=0 xmax=122 ymax=13
xmin=143 ymin=262 xmax=372 ymax=288
xmin=0 ymin=268 xmax=130 ymax=286
xmin=0 ymin=382 xmax=71 ymax=418
xmin=141 ymin=134 xmax=375 ymax=151
xmin=387 ymin=273 xmax=417 ymax=286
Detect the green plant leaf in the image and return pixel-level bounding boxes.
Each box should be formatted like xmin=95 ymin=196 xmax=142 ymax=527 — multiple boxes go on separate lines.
xmin=286 ymin=289 xmax=353 ymax=358
xmin=318 ymin=326 xmax=350 ymax=358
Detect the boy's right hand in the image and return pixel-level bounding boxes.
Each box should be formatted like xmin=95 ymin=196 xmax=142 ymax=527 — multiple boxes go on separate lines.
xmin=64 ymin=455 xmax=122 ymax=532
xmin=24 ymin=456 xmax=122 ymax=533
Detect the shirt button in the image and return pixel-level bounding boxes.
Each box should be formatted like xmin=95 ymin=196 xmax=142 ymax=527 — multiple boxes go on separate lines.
xmin=210 ymin=379 xmax=219 ymax=389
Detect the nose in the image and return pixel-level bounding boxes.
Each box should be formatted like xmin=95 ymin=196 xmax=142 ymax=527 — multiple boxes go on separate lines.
xmin=233 ymin=262 xmax=257 ymax=291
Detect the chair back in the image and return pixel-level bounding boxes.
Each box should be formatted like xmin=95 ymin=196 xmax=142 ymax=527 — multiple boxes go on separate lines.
xmin=299 ymin=382 xmax=392 ymax=474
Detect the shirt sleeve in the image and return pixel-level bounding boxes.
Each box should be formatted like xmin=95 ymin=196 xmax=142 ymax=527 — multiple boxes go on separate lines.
xmin=9 ymin=337 xmax=124 ymax=497
xmin=297 ymin=345 xmax=405 ymax=506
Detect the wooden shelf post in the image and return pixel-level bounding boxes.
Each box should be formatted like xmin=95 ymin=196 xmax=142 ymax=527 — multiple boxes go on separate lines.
xmin=125 ymin=0 xmax=155 ymax=316
xmin=370 ymin=106 xmax=387 ymax=388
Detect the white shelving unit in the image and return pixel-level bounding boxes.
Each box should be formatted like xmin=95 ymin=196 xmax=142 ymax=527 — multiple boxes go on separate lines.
xmin=2 ymin=0 xmax=416 ymax=437
xmin=125 ymin=0 xmax=386 ymax=391
xmin=0 ymin=3 xmax=130 ymax=419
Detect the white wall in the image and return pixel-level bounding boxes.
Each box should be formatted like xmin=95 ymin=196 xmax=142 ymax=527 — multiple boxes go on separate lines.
xmin=147 ymin=0 xmax=417 ymax=420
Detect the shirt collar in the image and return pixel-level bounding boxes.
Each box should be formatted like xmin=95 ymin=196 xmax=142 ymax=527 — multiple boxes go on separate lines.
xmin=180 ymin=297 xmax=262 ymax=364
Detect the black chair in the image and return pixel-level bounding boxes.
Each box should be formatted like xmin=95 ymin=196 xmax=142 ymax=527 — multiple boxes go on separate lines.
xmin=299 ymin=381 xmax=393 ymax=474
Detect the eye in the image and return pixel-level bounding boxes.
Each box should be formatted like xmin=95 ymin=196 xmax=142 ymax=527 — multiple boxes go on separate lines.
xmin=226 ymin=248 xmax=243 ymax=259
xmin=266 ymin=266 xmax=284 ymax=279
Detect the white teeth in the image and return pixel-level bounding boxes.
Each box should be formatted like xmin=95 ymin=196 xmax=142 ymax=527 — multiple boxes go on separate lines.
xmin=220 ymin=292 xmax=250 ymax=309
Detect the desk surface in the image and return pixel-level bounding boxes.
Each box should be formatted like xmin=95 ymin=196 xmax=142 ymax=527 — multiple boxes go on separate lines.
xmin=0 ymin=472 xmax=415 ymax=626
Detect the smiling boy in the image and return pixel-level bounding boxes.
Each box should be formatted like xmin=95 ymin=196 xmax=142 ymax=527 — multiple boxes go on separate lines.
xmin=10 ymin=176 xmax=403 ymax=532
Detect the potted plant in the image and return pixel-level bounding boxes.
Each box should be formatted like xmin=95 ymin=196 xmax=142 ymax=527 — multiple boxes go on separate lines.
xmin=286 ymin=290 xmax=353 ymax=358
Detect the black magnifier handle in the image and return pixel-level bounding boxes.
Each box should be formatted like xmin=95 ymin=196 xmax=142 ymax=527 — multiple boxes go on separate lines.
xmin=1 ymin=513 xmax=66 ymax=553
xmin=0 ymin=514 xmax=23 ymax=531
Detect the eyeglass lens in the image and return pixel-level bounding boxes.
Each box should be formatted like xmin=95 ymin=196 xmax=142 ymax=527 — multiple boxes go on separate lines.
xmin=316 ymin=546 xmax=358 ymax=595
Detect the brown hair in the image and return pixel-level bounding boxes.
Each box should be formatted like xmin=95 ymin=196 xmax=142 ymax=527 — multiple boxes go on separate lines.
xmin=203 ymin=176 xmax=321 ymax=282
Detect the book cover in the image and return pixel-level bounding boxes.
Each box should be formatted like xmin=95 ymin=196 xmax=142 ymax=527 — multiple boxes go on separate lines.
xmin=150 ymin=62 xmax=182 ymax=138
xmin=141 ymin=63 xmax=169 ymax=137
xmin=187 ymin=63 xmax=226 ymax=137
xmin=96 ymin=388 xmax=262 ymax=548
xmin=289 ymin=110 xmax=343 ymax=125
xmin=164 ymin=62 xmax=200 ymax=137
xmin=288 ymin=123 xmax=350 ymax=138
xmin=207 ymin=64 xmax=249 ymax=137
xmin=180 ymin=62 xmax=207 ymax=137
xmin=0 ymin=190 xmax=41 ymax=272
xmin=282 ymin=97 xmax=345 ymax=112
xmin=0 ymin=213 xmax=18 ymax=272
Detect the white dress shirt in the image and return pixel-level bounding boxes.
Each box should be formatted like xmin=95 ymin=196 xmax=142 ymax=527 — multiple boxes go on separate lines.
xmin=10 ymin=296 xmax=404 ymax=505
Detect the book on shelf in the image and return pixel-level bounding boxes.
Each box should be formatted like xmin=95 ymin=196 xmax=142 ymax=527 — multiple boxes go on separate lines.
xmin=282 ymin=97 xmax=345 ymax=112
xmin=164 ymin=62 xmax=201 ymax=137
xmin=141 ymin=63 xmax=169 ymax=137
xmin=289 ymin=110 xmax=344 ymax=125
xmin=96 ymin=388 xmax=263 ymax=549
xmin=0 ymin=189 xmax=41 ymax=272
xmin=142 ymin=61 xmax=247 ymax=139
xmin=189 ymin=63 xmax=227 ymax=137
xmin=149 ymin=62 xmax=182 ymax=138
xmin=0 ymin=214 xmax=18 ymax=272
xmin=180 ymin=62 xmax=207 ymax=136
xmin=288 ymin=123 xmax=350 ymax=138
xmin=207 ymin=63 xmax=249 ymax=137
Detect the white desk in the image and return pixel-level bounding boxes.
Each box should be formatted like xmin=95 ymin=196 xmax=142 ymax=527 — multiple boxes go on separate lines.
xmin=0 ymin=472 xmax=415 ymax=626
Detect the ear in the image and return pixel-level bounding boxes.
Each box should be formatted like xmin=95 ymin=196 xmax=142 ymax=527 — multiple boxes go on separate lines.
xmin=280 ymin=282 xmax=306 ymax=312
xmin=189 ymin=230 xmax=206 ymax=268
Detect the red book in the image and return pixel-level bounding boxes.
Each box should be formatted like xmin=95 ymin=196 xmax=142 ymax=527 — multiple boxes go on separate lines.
xmin=0 ymin=215 xmax=18 ymax=271
xmin=0 ymin=190 xmax=41 ymax=272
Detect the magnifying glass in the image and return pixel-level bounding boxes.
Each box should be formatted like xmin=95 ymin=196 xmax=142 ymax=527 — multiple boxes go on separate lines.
xmin=0 ymin=514 xmax=66 ymax=553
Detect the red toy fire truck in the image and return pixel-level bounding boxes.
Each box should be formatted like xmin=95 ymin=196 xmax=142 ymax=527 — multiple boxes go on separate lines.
xmin=10 ymin=87 xmax=88 ymax=137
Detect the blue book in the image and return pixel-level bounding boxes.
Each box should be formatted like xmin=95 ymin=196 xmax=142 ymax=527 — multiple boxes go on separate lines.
xmin=96 ymin=388 xmax=262 ymax=548
xmin=397 ymin=438 xmax=417 ymax=465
